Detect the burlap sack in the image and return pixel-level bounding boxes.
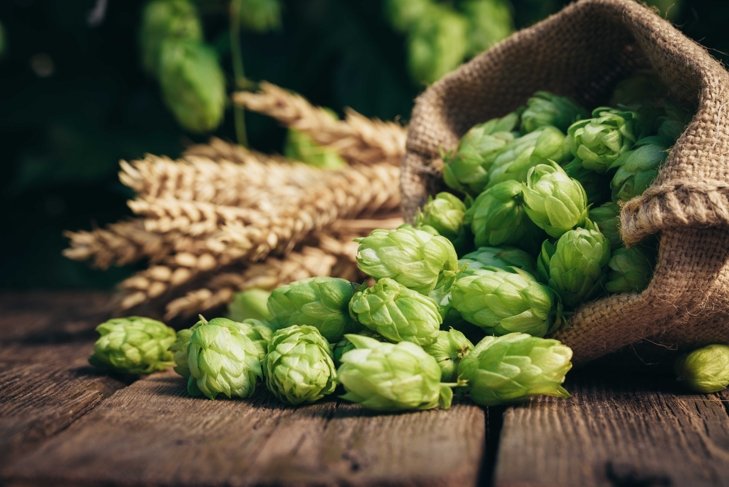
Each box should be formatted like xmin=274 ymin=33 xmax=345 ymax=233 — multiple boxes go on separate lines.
xmin=402 ymin=0 xmax=729 ymax=364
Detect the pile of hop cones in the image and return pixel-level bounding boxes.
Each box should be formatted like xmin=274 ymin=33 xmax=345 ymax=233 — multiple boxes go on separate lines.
xmin=64 ymin=83 xmax=406 ymax=321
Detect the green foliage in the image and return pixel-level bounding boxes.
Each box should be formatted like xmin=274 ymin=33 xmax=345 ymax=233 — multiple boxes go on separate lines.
xmin=237 ymin=0 xmax=282 ymax=32
xmin=139 ymin=0 xmax=203 ymax=76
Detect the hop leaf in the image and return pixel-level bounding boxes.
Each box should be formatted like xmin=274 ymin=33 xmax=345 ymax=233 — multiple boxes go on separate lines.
xmin=605 ymin=246 xmax=654 ymax=294
xmin=675 ymin=344 xmax=729 ymax=393
xmin=522 ymin=161 xmax=589 ymax=238
xmin=567 ymin=107 xmax=637 ymax=173
xmin=238 ymin=0 xmax=282 ymax=33
xmin=521 ymin=91 xmax=588 ymax=133
xmin=139 ymin=0 xmax=202 ymax=76
xmin=158 ymin=41 xmax=226 ymax=133
xmin=415 ymin=192 xmax=468 ymax=248
xmin=338 ymin=334 xmax=453 ymax=411
xmin=458 ymin=332 xmax=573 ymax=406
xmin=228 ymin=289 xmax=272 ymax=322
xmin=459 ymin=246 xmax=536 ymax=275
xmin=563 ymin=159 xmax=611 ymax=205
xmin=423 ymin=328 xmax=474 ymax=381
xmin=451 ymin=267 xmax=556 ymax=337
xmin=267 ymin=277 xmax=358 ymax=342
xmin=349 ymin=278 xmax=442 ymax=346
xmin=263 ymin=325 xmax=337 ymax=405
xmin=356 ymin=225 xmax=458 ymax=295
xmin=610 ymin=137 xmax=668 ymax=202
xmin=89 ymin=316 xmax=176 ymax=375
xmin=589 ymin=202 xmax=621 ymax=249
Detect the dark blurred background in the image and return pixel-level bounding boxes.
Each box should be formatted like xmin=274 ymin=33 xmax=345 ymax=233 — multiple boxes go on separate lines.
xmin=0 ymin=0 xmax=725 ymax=290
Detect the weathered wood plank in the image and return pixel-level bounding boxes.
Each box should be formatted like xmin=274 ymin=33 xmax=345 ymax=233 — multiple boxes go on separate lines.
xmin=493 ymin=368 xmax=729 ymax=487
xmin=4 ymin=372 xmax=486 ymax=487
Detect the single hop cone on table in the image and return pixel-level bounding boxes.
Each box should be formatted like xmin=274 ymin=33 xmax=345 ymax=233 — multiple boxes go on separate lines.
xmin=459 ymin=246 xmax=536 ymax=275
xmin=337 ymin=334 xmax=454 ymax=411
xmin=567 ymin=107 xmax=637 ymax=173
xmin=457 ymin=332 xmax=573 ymax=406
xmin=675 ymin=344 xmax=729 ymax=393
xmin=423 ymin=328 xmax=475 ymax=382
xmin=520 ymin=91 xmax=588 ymax=133
xmin=89 ymin=317 xmax=176 ymax=375
xmin=263 ymin=325 xmax=338 ymax=405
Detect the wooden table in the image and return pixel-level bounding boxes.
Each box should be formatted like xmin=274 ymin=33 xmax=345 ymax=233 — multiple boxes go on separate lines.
xmin=1 ymin=292 xmax=727 ymax=487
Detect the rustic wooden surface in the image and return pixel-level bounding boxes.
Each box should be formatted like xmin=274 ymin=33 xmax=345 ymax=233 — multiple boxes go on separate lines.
xmin=0 ymin=292 xmax=727 ymax=487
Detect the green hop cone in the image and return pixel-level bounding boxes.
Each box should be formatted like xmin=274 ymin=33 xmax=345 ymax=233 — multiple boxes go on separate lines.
xmin=263 ymin=325 xmax=337 ymax=405
xmin=284 ymin=128 xmax=346 ymax=169
xmin=384 ymin=0 xmax=433 ymax=32
xmin=458 ymin=332 xmax=573 ymax=406
xmin=228 ymin=288 xmax=272 ymax=322
xmin=567 ymin=107 xmax=637 ymax=173
xmin=158 ymin=40 xmax=226 ymax=133
xmin=89 ymin=317 xmax=176 ymax=375
xmin=610 ymin=137 xmax=668 ymax=202
xmin=467 ymin=180 xmax=543 ymax=250
xmin=349 ymin=278 xmax=442 ymax=346
xmin=460 ymin=0 xmax=513 ymax=56
xmin=332 ymin=329 xmax=383 ymax=366
xmin=487 ymin=126 xmax=569 ymax=187
xmin=415 ymin=192 xmax=468 ymax=248
xmin=605 ymin=246 xmax=654 ymax=294
xmin=588 ymin=202 xmax=621 ymax=249
xmin=541 ymin=227 xmax=611 ymax=308
xmin=675 ymin=344 xmax=729 ymax=393
xmin=460 ymin=246 xmax=536 ymax=274
xmin=450 ymin=267 xmax=556 ymax=337
xmin=406 ymin=5 xmax=469 ymax=84
xmin=139 ymin=0 xmax=202 ymax=76
xmin=187 ymin=317 xmax=267 ymax=399
xmin=170 ymin=328 xmax=194 ymax=378
xmin=423 ymin=328 xmax=475 ymax=381
xmin=563 ymin=159 xmax=611 ymax=205
xmin=522 ymin=161 xmax=589 ymax=238
xmin=442 ymin=115 xmax=517 ymax=195
xmin=267 ymin=277 xmax=358 ymax=342
xmin=338 ymin=334 xmax=453 ymax=411
xmin=237 ymin=0 xmax=282 ymax=32
xmin=356 ymin=225 xmax=458 ymax=295
xmin=521 ymin=91 xmax=588 ymax=133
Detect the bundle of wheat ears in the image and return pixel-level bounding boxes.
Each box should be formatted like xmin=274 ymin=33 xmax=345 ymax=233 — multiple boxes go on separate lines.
xmin=64 ymin=83 xmax=406 ymax=321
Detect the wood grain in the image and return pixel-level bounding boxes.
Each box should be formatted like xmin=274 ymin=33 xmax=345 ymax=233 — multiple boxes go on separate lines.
xmin=493 ymin=368 xmax=729 ymax=487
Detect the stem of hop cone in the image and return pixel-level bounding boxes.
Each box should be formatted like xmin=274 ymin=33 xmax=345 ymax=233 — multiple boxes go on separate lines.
xmin=229 ymin=0 xmax=248 ymax=146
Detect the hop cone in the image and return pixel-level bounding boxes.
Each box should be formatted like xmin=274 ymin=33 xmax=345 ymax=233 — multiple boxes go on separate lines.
xmin=541 ymin=227 xmax=610 ymax=308
xmin=356 ymin=225 xmax=458 ymax=295
xmin=264 ymin=325 xmax=337 ymax=405
xmin=158 ymin=41 xmax=225 ymax=133
xmin=522 ymin=161 xmax=588 ymax=238
xmin=458 ymin=332 xmax=573 ymax=406
xmin=589 ymin=202 xmax=621 ymax=249
xmin=338 ymin=335 xmax=453 ymax=411
xmin=384 ymin=0 xmax=433 ymax=32
xmin=170 ymin=328 xmax=194 ymax=378
xmin=89 ymin=317 xmax=176 ymax=375
xmin=563 ymin=159 xmax=610 ymax=205
xmin=332 ymin=329 xmax=383 ymax=366
xmin=567 ymin=107 xmax=637 ymax=173
xmin=605 ymin=246 xmax=654 ymax=294
xmin=487 ymin=126 xmax=569 ymax=187
xmin=450 ymin=267 xmax=556 ymax=337
xmin=349 ymin=278 xmax=442 ymax=346
xmin=267 ymin=277 xmax=358 ymax=342
xmin=423 ymin=328 xmax=475 ymax=381
xmin=459 ymin=246 xmax=535 ymax=274
xmin=467 ymin=180 xmax=543 ymax=250
xmin=521 ymin=91 xmax=588 ymax=133
xmin=415 ymin=192 xmax=468 ymax=248
xmin=675 ymin=344 xmax=729 ymax=393
xmin=228 ymin=289 xmax=272 ymax=322
xmin=139 ymin=0 xmax=202 ymax=76
xmin=443 ymin=114 xmax=517 ymax=195
xmin=284 ymin=128 xmax=346 ymax=169
xmin=611 ymin=137 xmax=668 ymax=202
xmin=187 ymin=317 xmax=268 ymax=399
xmin=237 ymin=0 xmax=281 ymax=32
xmin=460 ymin=0 xmax=513 ymax=56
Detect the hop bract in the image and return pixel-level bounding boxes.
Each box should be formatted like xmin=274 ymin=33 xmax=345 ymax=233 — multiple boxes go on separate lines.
xmin=541 ymin=227 xmax=610 ymax=308
xmin=459 ymin=246 xmax=535 ymax=274
xmin=521 ymin=91 xmax=587 ymax=133
xmin=263 ymin=325 xmax=337 ymax=405
xmin=186 ymin=317 xmax=268 ymax=399
xmin=338 ymin=335 xmax=453 ymax=411
xmin=589 ymin=202 xmax=621 ymax=249
xmin=89 ymin=317 xmax=176 ymax=375
xmin=423 ymin=328 xmax=475 ymax=381
xmin=139 ymin=0 xmax=202 ymax=76
xmin=349 ymin=278 xmax=442 ymax=346
xmin=611 ymin=137 xmax=668 ymax=202
xmin=450 ymin=267 xmax=556 ymax=337
xmin=605 ymin=246 xmax=654 ymax=294
xmin=568 ymin=107 xmax=637 ymax=173
xmin=415 ymin=192 xmax=468 ymax=247
xmin=675 ymin=344 xmax=729 ymax=393
xmin=267 ymin=277 xmax=358 ymax=342
xmin=443 ymin=116 xmax=516 ymax=195
xmin=457 ymin=332 xmax=573 ymax=406
xmin=228 ymin=288 xmax=272 ymax=322
xmin=467 ymin=180 xmax=542 ymax=250
xmin=522 ymin=161 xmax=588 ymax=238
xmin=487 ymin=126 xmax=569 ymax=187
xmin=563 ymin=159 xmax=611 ymax=205
xmin=356 ymin=225 xmax=458 ymax=295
